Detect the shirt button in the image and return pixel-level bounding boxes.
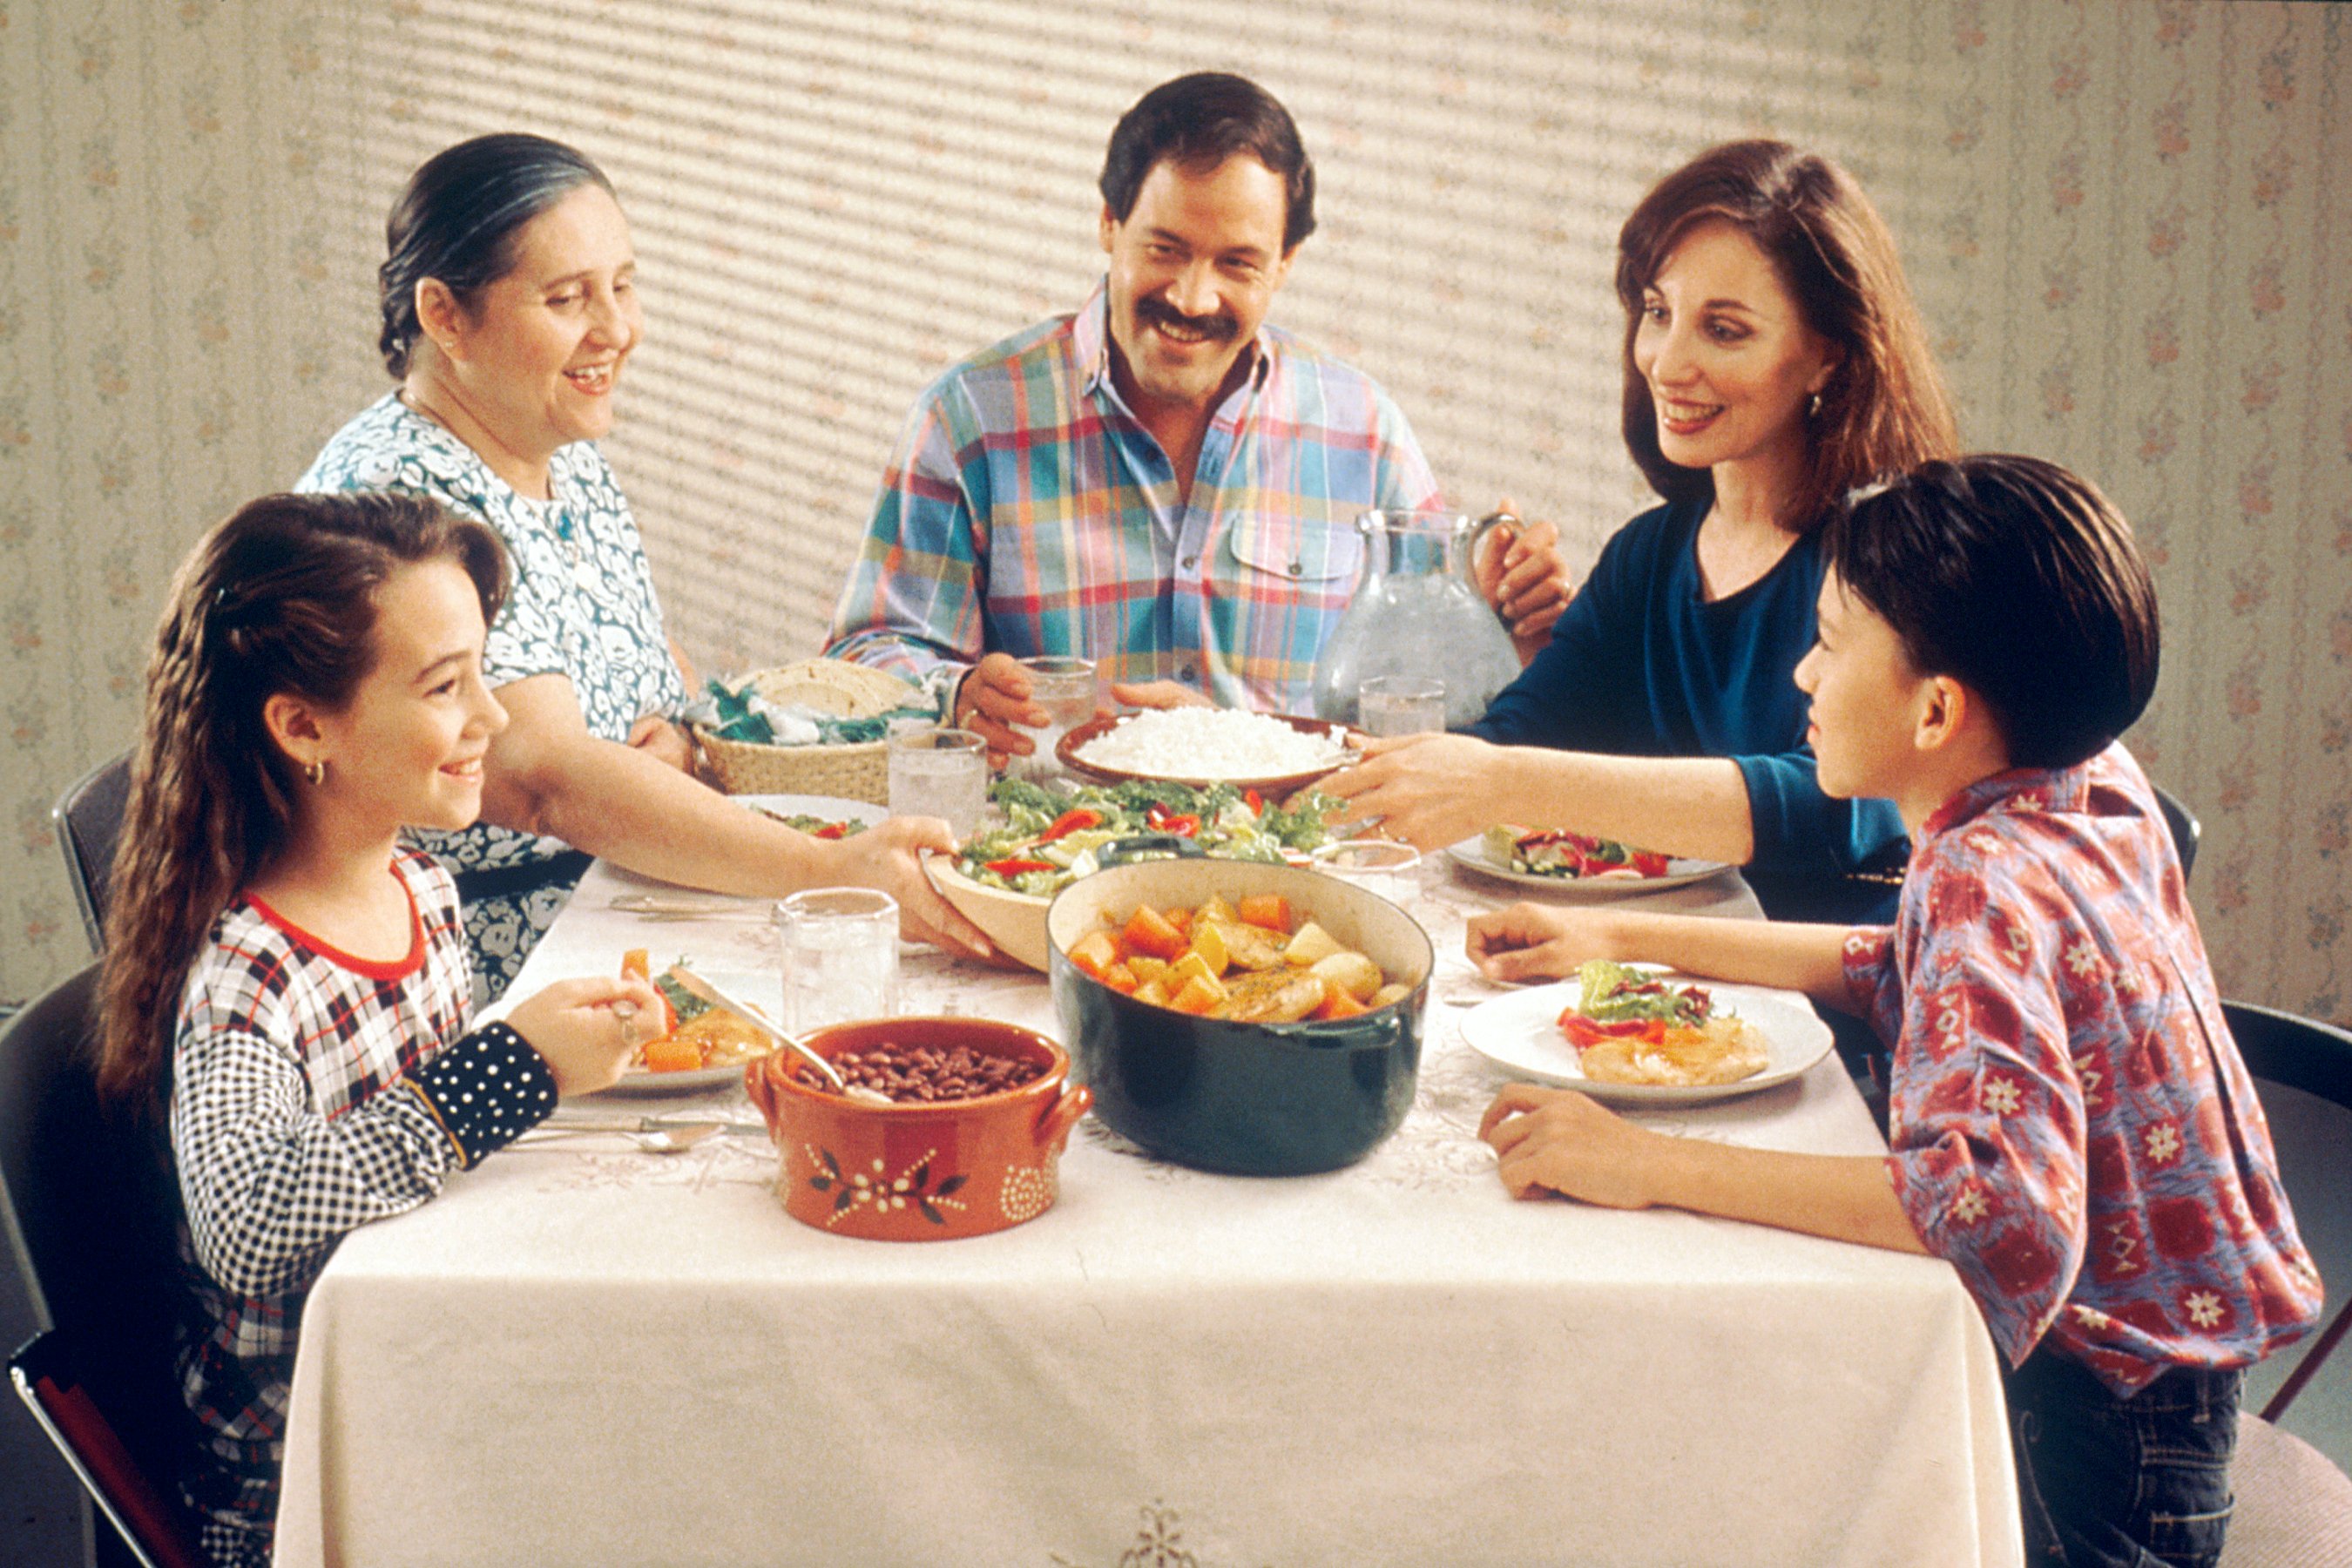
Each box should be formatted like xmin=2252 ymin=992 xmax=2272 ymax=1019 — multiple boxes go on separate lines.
xmin=1180 ymin=555 xmax=1198 ymax=570
xmin=1179 ymin=666 xmax=1197 ymax=682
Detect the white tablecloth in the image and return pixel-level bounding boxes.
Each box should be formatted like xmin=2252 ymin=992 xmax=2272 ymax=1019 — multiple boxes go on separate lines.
xmin=275 ymin=855 xmax=2021 ymax=1567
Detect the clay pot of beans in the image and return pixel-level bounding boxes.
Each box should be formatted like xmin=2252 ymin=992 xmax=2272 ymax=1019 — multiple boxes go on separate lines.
xmin=1047 ymin=857 xmax=1432 ymax=1176
xmin=744 ymin=1017 xmax=1090 ymax=1241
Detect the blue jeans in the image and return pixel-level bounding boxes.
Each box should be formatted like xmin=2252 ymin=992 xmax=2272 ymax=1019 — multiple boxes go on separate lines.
xmin=2005 ymin=1348 xmax=2242 ymax=1568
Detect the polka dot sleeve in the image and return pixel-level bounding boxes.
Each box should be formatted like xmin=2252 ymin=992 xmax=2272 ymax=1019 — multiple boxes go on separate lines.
xmin=402 ymin=1021 xmax=560 ymax=1167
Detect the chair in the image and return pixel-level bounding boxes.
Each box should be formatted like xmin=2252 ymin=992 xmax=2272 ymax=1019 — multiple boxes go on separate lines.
xmin=2154 ymin=782 xmax=2201 ymax=883
xmin=52 ymin=754 xmax=132 ymax=953
xmin=0 ymin=964 xmax=205 ymax=1568
xmin=2220 ymin=1000 xmax=2352 ymax=1566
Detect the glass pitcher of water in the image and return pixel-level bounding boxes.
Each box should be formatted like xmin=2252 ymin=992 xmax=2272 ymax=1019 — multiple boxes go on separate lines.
xmin=1311 ymin=510 xmax=1524 ymax=730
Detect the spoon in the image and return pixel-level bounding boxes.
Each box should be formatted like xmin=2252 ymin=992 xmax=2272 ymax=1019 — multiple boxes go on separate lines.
xmin=663 ymin=967 xmax=896 ymax=1106
xmin=517 ymin=1120 xmax=722 ymax=1155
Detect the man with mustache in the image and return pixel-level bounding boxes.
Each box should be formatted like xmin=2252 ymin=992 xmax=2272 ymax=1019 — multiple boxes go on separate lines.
xmin=827 ymin=72 xmax=1569 ymax=757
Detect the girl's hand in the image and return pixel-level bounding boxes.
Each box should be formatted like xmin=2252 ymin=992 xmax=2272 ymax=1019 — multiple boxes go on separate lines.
xmin=819 ymin=816 xmax=995 ymax=959
xmin=1465 ymin=902 xmax=1613 ymax=983
xmin=1320 ymin=733 xmax=1504 ymax=849
xmin=504 ymin=975 xmax=667 ymax=1097
xmin=1479 ymin=1084 xmax=1662 ymax=1207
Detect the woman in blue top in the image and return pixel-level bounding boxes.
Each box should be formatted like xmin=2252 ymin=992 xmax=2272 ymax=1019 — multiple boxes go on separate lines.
xmin=301 ymin=134 xmax=985 ymax=1000
xmin=1327 ymin=140 xmax=1958 ymax=924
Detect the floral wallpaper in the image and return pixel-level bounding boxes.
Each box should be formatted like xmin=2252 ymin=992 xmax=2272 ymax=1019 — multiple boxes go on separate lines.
xmin=2 ymin=0 xmax=2345 ymax=1024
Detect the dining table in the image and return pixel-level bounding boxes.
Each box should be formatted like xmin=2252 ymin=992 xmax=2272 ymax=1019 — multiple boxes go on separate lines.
xmin=273 ymin=806 xmax=2024 ymax=1568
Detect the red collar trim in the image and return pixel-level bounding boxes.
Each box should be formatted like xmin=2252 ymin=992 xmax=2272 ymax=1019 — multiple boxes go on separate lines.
xmin=244 ymin=867 xmax=426 ymax=982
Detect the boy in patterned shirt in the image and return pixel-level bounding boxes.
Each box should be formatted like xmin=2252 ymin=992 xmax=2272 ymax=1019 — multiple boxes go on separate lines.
xmin=1468 ymin=456 xmax=2321 ymax=1568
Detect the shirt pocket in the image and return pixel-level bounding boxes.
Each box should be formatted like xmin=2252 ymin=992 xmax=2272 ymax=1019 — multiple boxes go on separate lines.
xmin=1220 ymin=511 xmax=1364 ymax=597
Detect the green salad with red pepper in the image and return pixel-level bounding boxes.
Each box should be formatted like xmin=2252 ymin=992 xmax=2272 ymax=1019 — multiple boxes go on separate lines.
xmin=953 ymin=778 xmax=1339 ymax=896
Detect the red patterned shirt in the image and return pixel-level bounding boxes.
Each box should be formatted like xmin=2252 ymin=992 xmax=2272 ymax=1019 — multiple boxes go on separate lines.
xmin=1842 ymin=744 xmax=2322 ymax=1396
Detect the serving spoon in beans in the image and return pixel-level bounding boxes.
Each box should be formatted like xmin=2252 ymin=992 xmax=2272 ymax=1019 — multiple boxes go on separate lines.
xmin=665 ymin=967 xmax=896 ymax=1105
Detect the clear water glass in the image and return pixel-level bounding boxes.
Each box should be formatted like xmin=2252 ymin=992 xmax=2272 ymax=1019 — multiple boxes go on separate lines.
xmin=1313 ymin=839 xmax=1424 ymax=908
xmin=777 ymin=888 xmax=899 ymax=1034
xmin=1010 ymin=656 xmax=1097 ymax=783
xmin=1358 ymin=675 xmax=1447 ymax=737
xmin=888 ymin=727 xmax=990 ymax=835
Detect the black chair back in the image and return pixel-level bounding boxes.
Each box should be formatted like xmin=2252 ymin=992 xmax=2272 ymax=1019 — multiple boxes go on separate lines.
xmin=0 ymin=964 xmax=201 ymax=1565
xmin=2153 ymin=782 xmax=2200 ymax=883
xmin=2225 ymin=1000 xmax=2352 ymax=1425
xmin=53 ymin=754 xmax=132 ymax=953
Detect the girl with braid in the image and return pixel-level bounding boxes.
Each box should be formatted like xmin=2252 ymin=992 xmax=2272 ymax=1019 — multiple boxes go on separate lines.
xmin=97 ymin=491 xmax=662 ymax=1568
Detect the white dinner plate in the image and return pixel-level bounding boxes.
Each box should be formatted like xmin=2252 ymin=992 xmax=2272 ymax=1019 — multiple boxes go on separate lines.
xmin=1458 ymin=970 xmax=1835 ymax=1105
xmin=1444 ymin=835 xmax=1731 ymax=896
xmin=590 ymin=967 xmax=782 ymax=1098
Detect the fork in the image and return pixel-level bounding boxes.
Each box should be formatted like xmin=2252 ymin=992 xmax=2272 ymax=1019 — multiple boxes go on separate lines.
xmin=514 ymin=1119 xmax=725 ymax=1154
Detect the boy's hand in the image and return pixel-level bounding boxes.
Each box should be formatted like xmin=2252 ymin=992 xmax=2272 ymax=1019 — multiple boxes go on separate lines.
xmin=1465 ymin=902 xmax=1614 ymax=983
xmin=1479 ymin=1084 xmax=1661 ymax=1208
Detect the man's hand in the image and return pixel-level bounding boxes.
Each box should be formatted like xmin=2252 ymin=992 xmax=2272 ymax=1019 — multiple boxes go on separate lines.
xmin=1474 ymin=502 xmax=1573 ymax=659
xmin=1105 ymin=679 xmax=1213 ymax=712
xmin=953 ymin=652 xmax=1049 ymax=770
xmin=625 ymin=714 xmax=696 ymax=775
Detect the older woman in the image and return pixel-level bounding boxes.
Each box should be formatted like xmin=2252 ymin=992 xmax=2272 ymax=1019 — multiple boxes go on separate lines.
xmin=301 ymin=133 xmax=983 ymax=999
xmin=1326 ymin=139 xmax=1958 ymax=924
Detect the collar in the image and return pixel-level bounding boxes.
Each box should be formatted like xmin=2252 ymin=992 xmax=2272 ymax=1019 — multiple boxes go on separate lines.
xmin=1914 ymin=750 xmax=2104 ymax=845
xmin=1073 ymin=276 xmax=1277 ymax=407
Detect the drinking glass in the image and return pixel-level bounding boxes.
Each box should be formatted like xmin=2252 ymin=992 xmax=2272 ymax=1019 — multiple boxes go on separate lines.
xmin=1357 ymin=676 xmax=1447 ymax=738
xmin=889 ymin=727 xmax=989 ymax=835
xmin=1009 ymin=655 xmax=1097 ymax=782
xmin=1312 ymin=839 xmax=1424 ymax=908
xmin=777 ymin=888 xmax=899 ymax=1033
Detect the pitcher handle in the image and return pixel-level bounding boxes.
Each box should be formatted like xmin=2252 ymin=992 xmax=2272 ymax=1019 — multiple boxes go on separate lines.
xmin=1465 ymin=510 xmax=1520 ymax=576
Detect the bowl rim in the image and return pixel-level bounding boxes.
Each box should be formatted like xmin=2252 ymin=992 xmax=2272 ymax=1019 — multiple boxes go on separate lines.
xmin=1053 ymin=710 xmax=1359 ymax=794
xmin=1044 ymin=859 xmax=1436 ymax=1040
xmin=758 ymin=1015 xmax=1071 ymax=1112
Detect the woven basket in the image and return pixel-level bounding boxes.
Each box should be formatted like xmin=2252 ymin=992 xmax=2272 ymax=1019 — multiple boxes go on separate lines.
xmin=693 ymin=659 xmax=927 ymax=805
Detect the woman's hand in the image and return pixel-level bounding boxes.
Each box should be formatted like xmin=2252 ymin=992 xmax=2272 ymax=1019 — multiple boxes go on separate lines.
xmin=1473 ymin=502 xmax=1573 ymax=658
xmin=1479 ymin=1084 xmax=1663 ymax=1206
xmin=503 ymin=974 xmax=667 ymax=1097
xmin=1465 ymin=902 xmax=1617 ymax=983
xmin=625 ymin=713 xmax=695 ymax=775
xmin=820 ymin=816 xmax=995 ymax=959
xmin=1321 ymin=733 xmax=1509 ymax=849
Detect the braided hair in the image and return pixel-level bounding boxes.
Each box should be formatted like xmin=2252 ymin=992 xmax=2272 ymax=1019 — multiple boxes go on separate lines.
xmin=96 ymin=492 xmax=505 ymax=1109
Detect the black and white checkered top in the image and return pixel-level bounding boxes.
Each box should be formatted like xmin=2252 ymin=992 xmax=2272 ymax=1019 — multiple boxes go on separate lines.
xmin=167 ymin=848 xmax=558 ymax=1564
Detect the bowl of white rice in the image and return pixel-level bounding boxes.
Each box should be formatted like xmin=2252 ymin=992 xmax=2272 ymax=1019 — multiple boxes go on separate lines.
xmin=1057 ymin=708 xmax=1357 ymax=795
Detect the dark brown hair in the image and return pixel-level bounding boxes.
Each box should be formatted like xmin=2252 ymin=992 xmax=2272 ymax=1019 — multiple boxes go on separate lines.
xmin=1825 ymin=456 xmax=2159 ymax=770
xmin=1618 ymin=139 xmax=1958 ymax=531
xmin=379 ymin=132 xmax=615 ymax=378
xmin=1100 ymin=72 xmax=1315 ymax=253
xmin=97 ymin=492 xmax=507 ymax=1109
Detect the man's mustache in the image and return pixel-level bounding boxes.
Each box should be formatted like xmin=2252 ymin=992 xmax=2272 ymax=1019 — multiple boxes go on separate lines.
xmin=1138 ymin=297 xmax=1240 ymax=342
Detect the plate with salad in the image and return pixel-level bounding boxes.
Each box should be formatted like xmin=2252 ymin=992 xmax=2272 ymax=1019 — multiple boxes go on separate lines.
xmin=929 ymin=778 xmax=1342 ymax=970
xmin=1445 ymin=826 xmax=1729 ymax=895
xmin=739 ymin=793 xmax=883 ymax=840
xmin=1458 ymin=960 xmax=1833 ymax=1105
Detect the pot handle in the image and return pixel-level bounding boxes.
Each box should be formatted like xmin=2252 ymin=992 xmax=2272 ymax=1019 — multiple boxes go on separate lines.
xmin=744 ymin=1057 xmax=779 ymax=1128
xmin=1032 ymin=1082 xmax=1093 ymax=1155
xmin=1099 ymin=833 xmax=1207 ymax=866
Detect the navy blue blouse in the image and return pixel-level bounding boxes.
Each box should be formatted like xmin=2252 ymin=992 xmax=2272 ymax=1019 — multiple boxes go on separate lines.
xmin=1469 ymin=497 xmax=1906 ymax=923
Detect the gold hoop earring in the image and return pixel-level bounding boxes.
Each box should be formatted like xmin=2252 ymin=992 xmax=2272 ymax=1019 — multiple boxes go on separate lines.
xmin=306 ymin=760 xmax=327 ymax=787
